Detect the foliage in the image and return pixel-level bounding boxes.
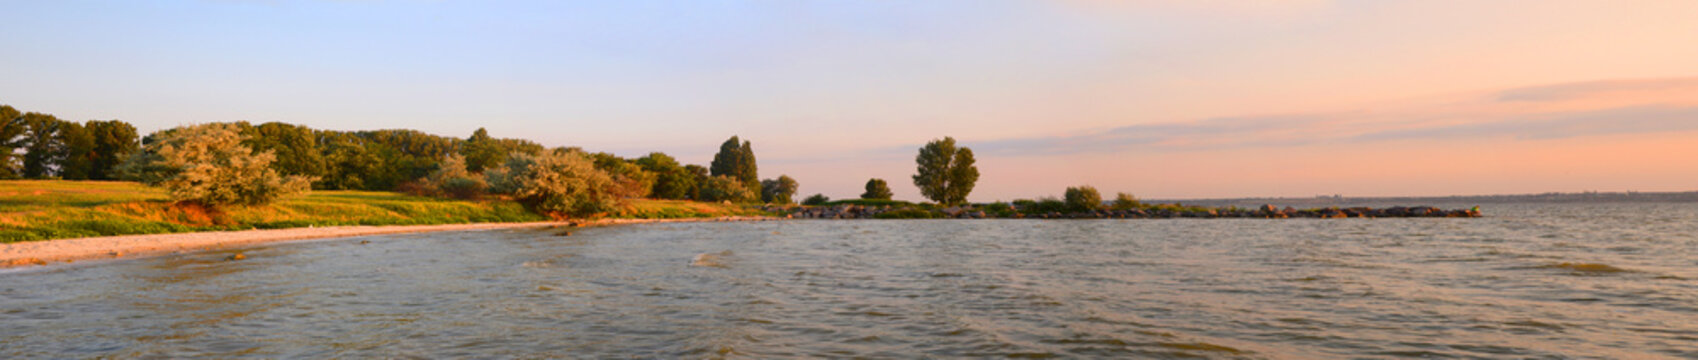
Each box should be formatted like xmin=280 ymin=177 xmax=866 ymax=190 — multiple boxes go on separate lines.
xmin=461 ymin=127 xmax=504 ymax=173
xmin=1110 ymin=192 xmax=1142 ymax=210
xmin=981 ymin=201 xmax=1016 ymax=217
xmin=18 ymin=112 xmax=61 ymax=178
xmin=861 ymin=178 xmax=894 ymax=200
xmin=697 ymin=175 xmax=756 ymax=203
xmin=488 ymin=151 xmax=619 ymax=218
xmin=612 ymin=198 xmax=763 ymax=219
xmin=709 ymin=136 xmax=759 ymax=195
xmin=0 ymin=180 xmax=545 ymax=243
xmin=118 ymin=123 xmax=315 ymax=207
xmin=760 ymin=175 xmax=799 ymax=204
xmin=874 ymin=208 xmax=939 ymax=219
xmin=0 ymin=105 xmax=24 ymax=179
xmin=1064 ymin=185 xmax=1103 ymax=212
xmin=405 ymin=154 xmax=487 ymax=200
xmin=826 ymin=198 xmax=918 ymax=207
xmin=241 ymin=122 xmax=325 ymax=179
xmin=1014 ymin=197 xmax=1067 ymax=214
xmin=635 ymin=152 xmax=697 ymax=200
xmin=591 ymin=152 xmax=656 ymax=199
xmin=912 ymin=136 xmax=979 ymax=205
xmin=54 ymin=121 xmax=95 ymax=180
xmin=801 ymin=193 xmax=830 ymax=206
xmin=83 ymin=120 xmax=139 ymax=180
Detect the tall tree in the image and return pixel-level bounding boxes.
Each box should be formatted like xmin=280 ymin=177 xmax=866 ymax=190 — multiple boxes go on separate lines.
xmin=19 ymin=112 xmax=63 ymax=178
xmin=54 ymin=121 xmax=95 ymax=180
xmin=861 ymin=178 xmax=894 ymax=200
xmin=710 ymin=136 xmax=759 ymax=196
xmin=0 ymin=105 xmax=25 ymax=179
xmin=84 ymin=120 xmax=139 ymax=180
xmin=912 ymin=137 xmax=979 ymax=205
xmin=461 ymin=127 xmax=504 ymax=173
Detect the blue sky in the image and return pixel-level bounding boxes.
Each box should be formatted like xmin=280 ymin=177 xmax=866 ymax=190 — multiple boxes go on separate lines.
xmin=5 ymin=1 xmax=1697 ymax=200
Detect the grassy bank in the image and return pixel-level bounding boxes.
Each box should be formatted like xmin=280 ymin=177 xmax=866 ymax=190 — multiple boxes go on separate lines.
xmin=0 ymin=180 xmax=760 ymax=243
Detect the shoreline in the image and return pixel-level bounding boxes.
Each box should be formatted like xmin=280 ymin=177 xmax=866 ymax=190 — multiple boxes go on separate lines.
xmin=0 ymin=216 xmax=780 ymax=269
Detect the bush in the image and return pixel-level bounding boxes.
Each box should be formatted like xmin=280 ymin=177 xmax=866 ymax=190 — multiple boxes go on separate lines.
xmin=981 ymin=201 xmax=1015 ymax=217
xmin=802 ymin=193 xmax=830 ymax=205
xmin=1110 ymin=192 xmax=1142 ymax=210
xmin=697 ymin=175 xmax=756 ymax=203
xmin=760 ymin=175 xmax=799 ymax=204
xmin=487 ymin=151 xmax=619 ymax=218
xmin=874 ymin=208 xmax=938 ymax=219
xmin=118 ymin=123 xmax=313 ymax=207
xmin=1064 ymin=185 xmax=1103 ymax=212
xmin=861 ymin=178 xmax=893 ymax=200
xmin=1019 ymin=197 xmax=1067 ymax=214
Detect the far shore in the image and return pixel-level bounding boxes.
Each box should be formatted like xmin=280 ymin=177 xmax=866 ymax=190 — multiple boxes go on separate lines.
xmin=0 ymin=216 xmax=780 ymax=269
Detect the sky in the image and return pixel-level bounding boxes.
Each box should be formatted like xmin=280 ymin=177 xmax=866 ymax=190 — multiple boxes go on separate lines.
xmin=2 ymin=0 xmax=1696 ymax=201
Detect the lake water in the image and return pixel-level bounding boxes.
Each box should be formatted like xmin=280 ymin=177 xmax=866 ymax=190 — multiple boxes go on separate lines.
xmin=2 ymin=203 xmax=1695 ymax=358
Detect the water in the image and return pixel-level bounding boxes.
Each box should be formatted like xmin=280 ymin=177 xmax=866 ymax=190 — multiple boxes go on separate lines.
xmin=3 ymin=203 xmax=1695 ymax=358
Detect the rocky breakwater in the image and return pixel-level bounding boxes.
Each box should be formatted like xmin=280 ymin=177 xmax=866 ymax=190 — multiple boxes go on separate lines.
xmin=768 ymin=203 xmax=1480 ymax=220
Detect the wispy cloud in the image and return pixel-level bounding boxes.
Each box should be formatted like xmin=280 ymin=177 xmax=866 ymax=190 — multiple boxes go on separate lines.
xmin=971 ymin=77 xmax=1698 ymax=156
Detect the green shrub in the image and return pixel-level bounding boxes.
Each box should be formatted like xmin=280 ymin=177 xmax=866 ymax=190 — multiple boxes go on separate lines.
xmin=802 ymin=193 xmax=830 ymax=205
xmin=874 ymin=208 xmax=938 ymax=219
xmin=119 ymin=123 xmax=314 ymax=207
xmin=1110 ymin=192 xmax=1141 ymax=210
xmin=1064 ymin=185 xmax=1103 ymax=212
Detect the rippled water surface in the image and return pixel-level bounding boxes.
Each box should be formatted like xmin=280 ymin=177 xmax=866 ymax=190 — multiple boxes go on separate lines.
xmin=3 ymin=203 xmax=1696 ymax=358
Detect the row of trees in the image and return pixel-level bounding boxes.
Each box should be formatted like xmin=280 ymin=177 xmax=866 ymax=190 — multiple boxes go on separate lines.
xmin=0 ymin=105 xmax=140 ymax=180
xmin=6 ymin=103 xmax=1001 ymax=209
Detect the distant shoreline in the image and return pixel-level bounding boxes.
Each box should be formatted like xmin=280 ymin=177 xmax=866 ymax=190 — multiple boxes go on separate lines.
xmin=1154 ymin=190 xmax=1698 ymax=208
xmin=0 ymin=216 xmax=779 ymax=270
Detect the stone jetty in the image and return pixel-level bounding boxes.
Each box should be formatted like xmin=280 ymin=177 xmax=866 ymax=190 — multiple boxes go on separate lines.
xmin=769 ymin=203 xmax=1480 ymax=220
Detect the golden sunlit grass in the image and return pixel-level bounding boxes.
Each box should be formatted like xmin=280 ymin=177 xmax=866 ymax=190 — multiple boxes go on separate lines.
xmin=0 ymin=180 xmax=547 ymax=242
xmin=611 ymin=198 xmax=765 ymax=219
xmin=0 ymin=180 xmax=766 ymax=243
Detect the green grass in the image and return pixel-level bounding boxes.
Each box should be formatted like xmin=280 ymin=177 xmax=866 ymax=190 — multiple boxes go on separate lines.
xmin=0 ymin=180 xmax=769 ymax=243
xmin=0 ymin=180 xmax=550 ymax=243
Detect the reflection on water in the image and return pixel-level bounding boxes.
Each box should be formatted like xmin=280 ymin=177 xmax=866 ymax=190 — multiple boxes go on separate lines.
xmin=2 ymin=203 xmax=1696 ymax=358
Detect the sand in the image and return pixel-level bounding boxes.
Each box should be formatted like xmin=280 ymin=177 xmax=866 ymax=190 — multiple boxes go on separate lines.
xmin=0 ymin=216 xmax=779 ymax=269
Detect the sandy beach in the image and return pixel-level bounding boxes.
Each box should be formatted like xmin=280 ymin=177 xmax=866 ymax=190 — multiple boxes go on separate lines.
xmin=0 ymin=216 xmax=779 ymax=269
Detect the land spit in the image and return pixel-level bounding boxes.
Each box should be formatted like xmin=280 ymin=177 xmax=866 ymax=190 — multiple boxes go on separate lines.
xmin=776 ymin=204 xmax=1482 ymax=220
xmin=0 ymin=216 xmax=780 ymax=269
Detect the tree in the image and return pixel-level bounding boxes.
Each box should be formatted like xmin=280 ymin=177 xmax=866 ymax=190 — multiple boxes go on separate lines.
xmin=697 ymin=175 xmax=755 ymax=203
xmin=243 ymin=122 xmax=324 ymax=179
xmin=635 ymin=152 xmax=696 ymax=200
xmin=912 ymin=137 xmax=979 ymax=205
xmin=1064 ymin=185 xmax=1103 ymax=212
xmin=485 ymin=151 xmax=618 ymax=218
xmin=710 ymin=136 xmax=759 ymax=195
xmin=118 ymin=123 xmax=314 ymax=207
xmin=83 ymin=120 xmax=139 ymax=180
xmin=802 ymin=193 xmax=830 ymax=206
xmin=760 ymin=175 xmax=799 ymax=204
xmin=54 ymin=121 xmax=95 ymax=180
xmin=1110 ymin=192 xmax=1142 ymax=210
xmin=18 ymin=112 xmax=62 ymax=178
xmin=0 ymin=105 xmax=24 ymax=179
xmin=682 ymin=164 xmax=709 ymax=200
xmin=461 ymin=127 xmax=504 ymax=173
xmin=861 ymin=178 xmax=894 ymax=200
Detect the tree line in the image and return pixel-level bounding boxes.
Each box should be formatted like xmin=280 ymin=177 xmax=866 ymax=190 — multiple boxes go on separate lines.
xmin=4 ymin=102 xmax=992 ymax=216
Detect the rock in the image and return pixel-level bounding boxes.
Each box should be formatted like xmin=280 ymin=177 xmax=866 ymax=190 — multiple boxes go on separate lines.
xmin=226 ymin=253 xmax=246 ymax=261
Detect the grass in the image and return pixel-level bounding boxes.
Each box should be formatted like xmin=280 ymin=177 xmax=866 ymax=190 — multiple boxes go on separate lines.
xmin=611 ymin=199 xmax=766 ymax=219
xmin=0 ymin=180 xmax=761 ymax=243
